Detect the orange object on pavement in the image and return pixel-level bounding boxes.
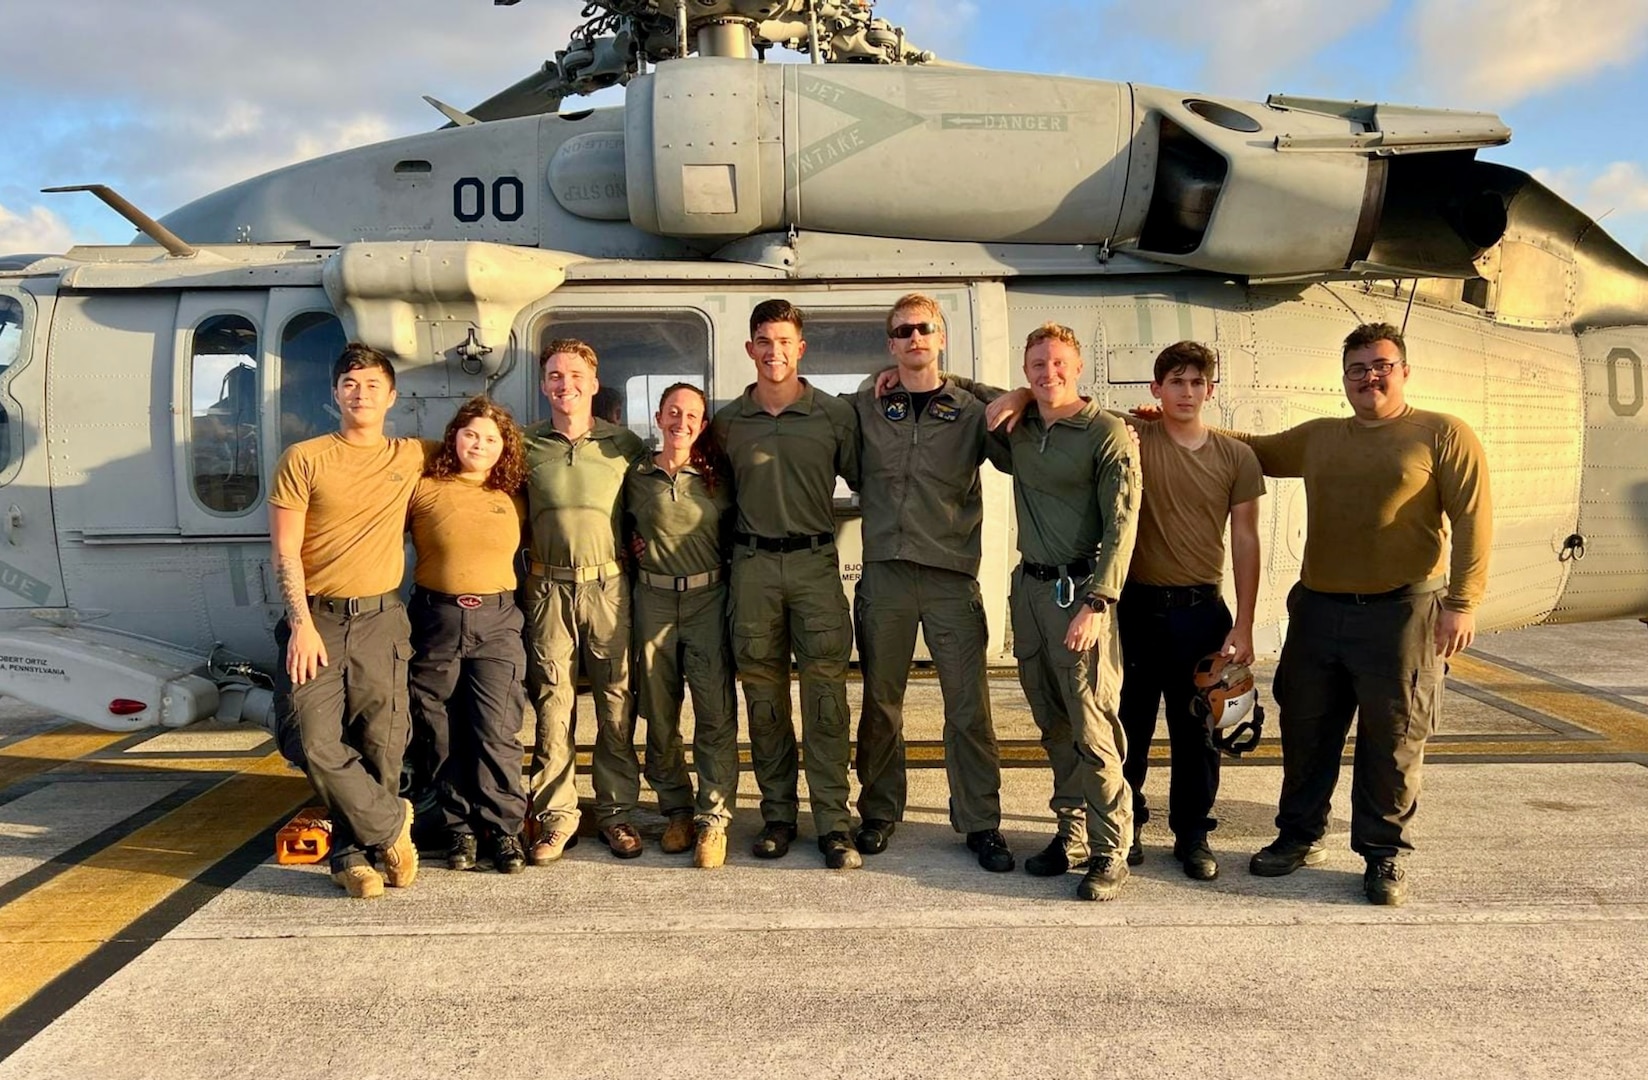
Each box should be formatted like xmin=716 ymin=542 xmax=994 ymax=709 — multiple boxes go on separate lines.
xmin=275 ymin=806 xmax=333 ymax=865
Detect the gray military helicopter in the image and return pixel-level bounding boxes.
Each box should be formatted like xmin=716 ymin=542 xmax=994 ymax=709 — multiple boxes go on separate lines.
xmin=0 ymin=0 xmax=1643 ymax=737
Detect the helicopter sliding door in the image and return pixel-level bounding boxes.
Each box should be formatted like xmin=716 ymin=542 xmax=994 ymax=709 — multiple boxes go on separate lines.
xmin=0 ymin=287 xmax=64 ymax=609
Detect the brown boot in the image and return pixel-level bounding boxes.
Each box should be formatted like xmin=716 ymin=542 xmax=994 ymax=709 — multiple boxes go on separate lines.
xmin=660 ymin=812 xmax=695 ymax=854
xmin=599 ymin=822 xmax=644 ymax=859
xmin=331 ymin=864 xmax=385 ymax=899
xmin=693 ymin=826 xmax=728 ymax=869
xmin=379 ymin=797 xmax=418 ymax=888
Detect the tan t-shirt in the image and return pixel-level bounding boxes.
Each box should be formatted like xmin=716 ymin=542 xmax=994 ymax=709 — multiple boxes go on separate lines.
xmin=409 ymin=476 xmax=526 ymax=594
xmin=1238 ymin=407 xmax=1492 ymax=611
xmin=1127 ymin=422 xmax=1265 ymax=587
xmin=269 ymin=434 xmax=430 ymax=597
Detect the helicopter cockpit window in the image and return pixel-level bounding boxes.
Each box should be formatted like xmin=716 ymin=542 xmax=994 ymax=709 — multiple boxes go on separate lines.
xmin=189 ymin=314 xmax=261 ymax=515
xmin=0 ymin=296 xmax=23 ymax=476
xmin=783 ymin=309 xmax=888 ymax=511
xmin=278 ymin=311 xmax=347 ymax=450
xmin=533 ymin=310 xmax=710 ymax=448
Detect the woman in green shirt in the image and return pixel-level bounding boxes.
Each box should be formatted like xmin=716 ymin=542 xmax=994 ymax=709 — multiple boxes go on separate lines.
xmin=624 ymin=383 xmax=739 ymax=867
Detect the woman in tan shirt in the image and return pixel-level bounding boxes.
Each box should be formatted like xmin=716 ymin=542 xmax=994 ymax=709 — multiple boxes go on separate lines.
xmin=407 ymin=396 xmax=530 ymax=874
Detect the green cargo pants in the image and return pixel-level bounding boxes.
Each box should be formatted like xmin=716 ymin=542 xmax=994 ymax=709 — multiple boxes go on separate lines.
xmin=728 ymin=543 xmax=853 ymax=837
xmin=633 ymin=579 xmax=738 ymax=828
xmin=1009 ymin=566 xmax=1133 ymax=859
xmin=524 ymin=569 xmax=639 ymax=831
xmin=855 ymin=559 xmax=1002 ymax=833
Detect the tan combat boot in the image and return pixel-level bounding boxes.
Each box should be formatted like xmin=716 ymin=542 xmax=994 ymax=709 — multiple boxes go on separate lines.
xmin=693 ymin=826 xmax=727 ymax=869
xmin=660 ymin=812 xmax=695 ymax=854
xmin=528 ymin=827 xmax=577 ymax=865
xmin=379 ymin=797 xmax=419 ymax=888
xmin=332 ymin=864 xmax=385 ymax=899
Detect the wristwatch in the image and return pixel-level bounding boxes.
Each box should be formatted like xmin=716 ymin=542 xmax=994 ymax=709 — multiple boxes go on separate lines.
xmin=1081 ymin=593 xmax=1111 ymax=613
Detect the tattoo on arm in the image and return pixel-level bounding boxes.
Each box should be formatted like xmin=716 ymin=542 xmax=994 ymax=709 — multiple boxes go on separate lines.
xmin=275 ymin=556 xmax=309 ymax=627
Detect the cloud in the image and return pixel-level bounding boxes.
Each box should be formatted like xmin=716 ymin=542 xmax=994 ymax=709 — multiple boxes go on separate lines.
xmin=890 ymin=0 xmax=981 ymax=61
xmin=0 ymin=203 xmax=76 ymax=255
xmin=1410 ymin=0 xmax=1648 ymax=107
xmin=1 ymin=1 xmax=585 ymax=240
xmin=1094 ymin=0 xmax=1393 ymax=96
xmin=1533 ymin=162 xmax=1648 ymax=216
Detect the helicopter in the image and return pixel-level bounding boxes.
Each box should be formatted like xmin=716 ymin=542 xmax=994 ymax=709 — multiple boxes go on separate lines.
xmin=0 ymin=0 xmax=1643 ymax=737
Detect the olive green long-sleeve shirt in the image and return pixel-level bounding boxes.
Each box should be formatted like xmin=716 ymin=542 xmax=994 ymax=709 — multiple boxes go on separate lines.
xmin=623 ymin=458 xmax=733 ymax=577
xmin=712 ymin=381 xmax=860 ymax=539
xmin=1234 ymin=406 xmax=1491 ymax=611
xmin=845 ymin=378 xmax=993 ymax=577
xmin=987 ymin=399 xmax=1141 ymax=602
xmin=522 ymin=417 xmax=646 ymax=568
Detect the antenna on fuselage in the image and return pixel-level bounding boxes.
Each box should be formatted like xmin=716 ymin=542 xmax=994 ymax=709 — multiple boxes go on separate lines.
xmin=42 ymin=184 xmax=197 ymax=257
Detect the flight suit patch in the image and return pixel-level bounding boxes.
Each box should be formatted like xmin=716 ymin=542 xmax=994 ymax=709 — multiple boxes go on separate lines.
xmin=883 ymin=392 xmax=911 ymax=422
xmin=927 ymin=399 xmax=960 ymax=422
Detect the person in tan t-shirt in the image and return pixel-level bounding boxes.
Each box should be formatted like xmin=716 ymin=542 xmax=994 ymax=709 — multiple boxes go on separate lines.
xmin=1115 ymin=342 xmax=1264 ymax=883
xmin=1240 ymin=322 xmax=1491 ymax=907
xmin=406 ymin=396 xmax=530 ymax=876
xmin=268 ymin=343 xmax=426 ymax=900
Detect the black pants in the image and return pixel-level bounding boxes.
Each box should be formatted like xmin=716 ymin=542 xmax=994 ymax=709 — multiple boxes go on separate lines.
xmin=1272 ymin=584 xmax=1442 ymax=861
xmin=275 ymin=601 xmax=412 ymax=872
xmin=1118 ymin=582 xmax=1231 ymax=841
xmin=407 ymin=588 xmax=530 ymax=838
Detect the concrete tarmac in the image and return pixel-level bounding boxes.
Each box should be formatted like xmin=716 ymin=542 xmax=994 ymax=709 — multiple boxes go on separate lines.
xmin=1 ymin=620 xmax=1646 ymax=1078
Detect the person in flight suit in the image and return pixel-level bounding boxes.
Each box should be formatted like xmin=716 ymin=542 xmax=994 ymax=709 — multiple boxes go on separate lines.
xmin=1240 ymin=322 xmax=1490 ymax=906
xmin=711 ymin=299 xmax=864 ymax=870
xmin=844 ymin=293 xmax=1014 ymax=872
xmin=406 ymin=395 xmax=531 ymax=875
xmin=625 ymin=383 xmax=739 ymax=868
xmin=1115 ymin=341 xmax=1264 ymax=882
xmin=987 ymin=323 xmax=1142 ymax=901
xmin=521 ymin=338 xmax=649 ymax=864
xmin=268 ymin=343 xmax=424 ymax=900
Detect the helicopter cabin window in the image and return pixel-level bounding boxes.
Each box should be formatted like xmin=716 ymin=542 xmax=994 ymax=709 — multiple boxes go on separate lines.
xmin=189 ymin=314 xmax=262 ymax=515
xmin=534 ymin=310 xmax=710 ymax=448
xmin=0 ymin=296 xmax=24 ymax=477
xmin=278 ymin=311 xmax=347 ymax=449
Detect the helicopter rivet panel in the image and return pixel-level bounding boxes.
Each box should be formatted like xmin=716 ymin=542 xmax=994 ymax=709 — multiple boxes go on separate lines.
xmin=549 ymin=132 xmax=631 ymax=221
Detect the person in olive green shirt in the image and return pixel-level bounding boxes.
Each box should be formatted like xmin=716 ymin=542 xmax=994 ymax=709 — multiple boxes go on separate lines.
xmin=711 ymin=298 xmax=864 ymax=870
xmin=986 ymin=322 xmax=1142 ymax=902
xmin=625 ymin=383 xmax=738 ymax=869
xmin=1241 ymin=322 xmax=1491 ymax=907
xmin=844 ymin=293 xmax=1013 ymax=873
xmin=522 ymin=338 xmax=648 ymax=864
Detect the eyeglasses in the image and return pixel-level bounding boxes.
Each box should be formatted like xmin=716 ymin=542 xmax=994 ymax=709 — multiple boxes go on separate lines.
xmin=1343 ymin=360 xmax=1401 ymax=381
xmin=889 ymin=321 xmax=940 ymax=339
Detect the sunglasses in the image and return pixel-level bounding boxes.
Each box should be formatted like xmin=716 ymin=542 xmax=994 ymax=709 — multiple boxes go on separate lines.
xmin=889 ymin=321 xmax=941 ymax=339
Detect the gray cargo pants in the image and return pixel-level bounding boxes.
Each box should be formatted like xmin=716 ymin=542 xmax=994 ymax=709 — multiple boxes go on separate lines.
xmin=1009 ymin=567 xmax=1133 ymax=859
xmin=854 ymin=559 xmax=1002 ymax=833
xmin=729 ymin=543 xmax=853 ymax=837
xmin=633 ymin=579 xmax=738 ymax=828
xmin=275 ymin=596 xmax=412 ymax=873
xmin=524 ymin=569 xmax=638 ymax=831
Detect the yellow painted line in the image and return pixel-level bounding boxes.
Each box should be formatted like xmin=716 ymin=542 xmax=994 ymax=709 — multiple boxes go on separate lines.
xmin=0 ymin=753 xmax=308 ymax=1019
xmin=1450 ymin=653 xmax=1648 ymax=750
xmin=0 ymin=727 xmax=129 ymax=791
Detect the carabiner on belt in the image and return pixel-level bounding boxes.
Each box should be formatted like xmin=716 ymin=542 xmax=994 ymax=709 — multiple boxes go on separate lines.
xmin=1054 ymin=574 xmax=1077 ymax=609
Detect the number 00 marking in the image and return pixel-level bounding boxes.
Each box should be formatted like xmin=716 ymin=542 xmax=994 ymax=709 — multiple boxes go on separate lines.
xmin=1607 ymin=347 xmax=1643 ymax=417
xmin=452 ymin=177 xmax=525 ymax=223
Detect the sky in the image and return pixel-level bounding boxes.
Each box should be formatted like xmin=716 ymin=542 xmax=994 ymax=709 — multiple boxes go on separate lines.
xmin=4 ymin=0 xmax=1647 ymax=258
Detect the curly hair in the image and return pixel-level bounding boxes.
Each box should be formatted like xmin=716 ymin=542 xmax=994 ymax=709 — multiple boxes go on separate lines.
xmin=1342 ymin=322 xmax=1407 ymax=363
xmin=426 ymin=395 xmax=526 ymax=493
xmin=656 ymin=382 xmax=729 ymax=493
xmin=1023 ymin=321 xmax=1082 ymax=359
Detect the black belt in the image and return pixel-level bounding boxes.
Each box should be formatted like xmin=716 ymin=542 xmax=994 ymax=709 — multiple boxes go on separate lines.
xmin=1306 ymin=578 xmax=1445 ymax=605
xmin=1127 ymin=582 xmax=1220 ymax=610
xmin=414 ymin=587 xmax=513 ymax=609
xmin=1021 ymin=558 xmax=1094 ymax=582
xmin=308 ymin=591 xmax=401 ymax=617
xmin=734 ymin=531 xmax=834 ymax=553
